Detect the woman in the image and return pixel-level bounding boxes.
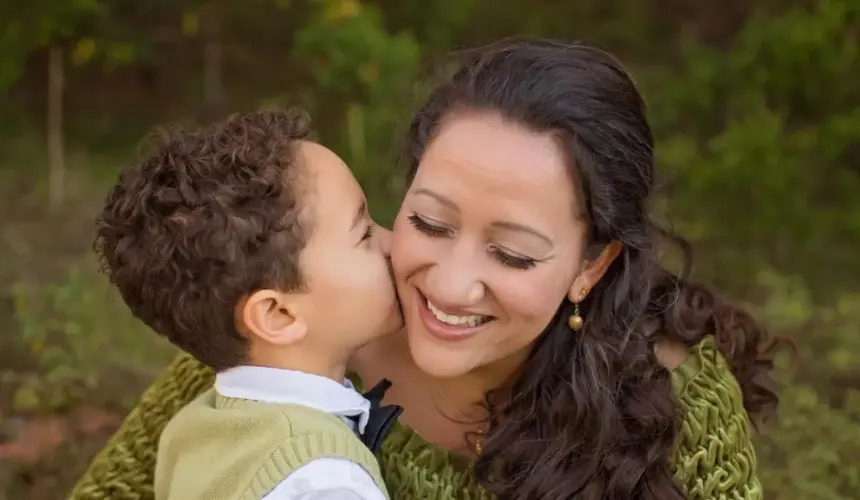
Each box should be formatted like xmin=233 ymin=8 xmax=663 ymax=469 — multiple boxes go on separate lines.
xmin=71 ymin=38 xmax=783 ymax=500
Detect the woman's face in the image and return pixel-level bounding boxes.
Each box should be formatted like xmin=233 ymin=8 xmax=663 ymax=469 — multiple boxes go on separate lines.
xmin=391 ymin=110 xmax=594 ymax=378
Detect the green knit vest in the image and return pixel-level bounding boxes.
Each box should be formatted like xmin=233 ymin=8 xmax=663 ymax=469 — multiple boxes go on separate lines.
xmin=154 ymin=389 xmax=387 ymax=500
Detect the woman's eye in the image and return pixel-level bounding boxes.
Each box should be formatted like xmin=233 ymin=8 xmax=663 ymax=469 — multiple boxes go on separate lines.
xmin=408 ymin=213 xmax=538 ymax=269
xmin=407 ymin=214 xmax=452 ymax=238
xmin=491 ymin=249 xmax=537 ymax=270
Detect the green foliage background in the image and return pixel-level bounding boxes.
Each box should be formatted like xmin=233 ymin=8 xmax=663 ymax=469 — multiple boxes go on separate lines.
xmin=0 ymin=0 xmax=857 ymax=497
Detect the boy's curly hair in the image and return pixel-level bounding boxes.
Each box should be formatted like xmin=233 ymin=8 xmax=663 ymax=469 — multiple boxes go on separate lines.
xmin=95 ymin=109 xmax=313 ymax=371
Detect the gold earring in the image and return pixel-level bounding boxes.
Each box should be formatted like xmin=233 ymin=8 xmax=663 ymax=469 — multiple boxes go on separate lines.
xmin=568 ymin=287 xmax=588 ymax=330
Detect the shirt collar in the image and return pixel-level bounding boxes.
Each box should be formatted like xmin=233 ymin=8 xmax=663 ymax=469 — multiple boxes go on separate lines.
xmin=214 ymin=366 xmax=371 ymax=433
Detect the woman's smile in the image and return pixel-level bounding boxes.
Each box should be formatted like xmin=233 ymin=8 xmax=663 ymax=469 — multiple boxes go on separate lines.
xmin=415 ymin=289 xmax=494 ymax=342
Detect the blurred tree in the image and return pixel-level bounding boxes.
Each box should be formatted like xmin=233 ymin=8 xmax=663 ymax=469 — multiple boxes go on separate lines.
xmin=646 ymin=0 xmax=860 ymax=300
xmin=0 ymin=0 xmax=101 ymax=89
xmin=291 ymin=0 xmax=421 ymax=221
xmin=0 ymin=0 xmax=102 ymax=209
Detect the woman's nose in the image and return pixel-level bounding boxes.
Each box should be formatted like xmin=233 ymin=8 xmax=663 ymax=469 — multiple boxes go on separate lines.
xmin=426 ymin=246 xmax=485 ymax=307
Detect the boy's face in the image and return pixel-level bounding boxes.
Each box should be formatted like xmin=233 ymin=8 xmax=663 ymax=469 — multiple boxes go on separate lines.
xmin=288 ymin=141 xmax=403 ymax=352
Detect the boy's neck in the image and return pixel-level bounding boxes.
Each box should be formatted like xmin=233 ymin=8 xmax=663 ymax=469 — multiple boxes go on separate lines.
xmin=246 ymin=344 xmax=349 ymax=381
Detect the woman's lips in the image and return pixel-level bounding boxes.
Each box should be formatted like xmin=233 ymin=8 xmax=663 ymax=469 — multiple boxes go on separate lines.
xmin=415 ymin=290 xmax=493 ymax=342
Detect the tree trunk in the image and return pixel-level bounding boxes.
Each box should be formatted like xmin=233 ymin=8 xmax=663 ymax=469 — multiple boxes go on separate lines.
xmin=201 ymin=3 xmax=224 ymax=121
xmin=47 ymin=44 xmax=65 ymax=211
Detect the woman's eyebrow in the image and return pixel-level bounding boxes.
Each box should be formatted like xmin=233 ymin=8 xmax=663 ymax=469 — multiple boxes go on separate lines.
xmin=490 ymin=221 xmax=552 ymax=246
xmin=413 ymin=188 xmax=458 ymax=212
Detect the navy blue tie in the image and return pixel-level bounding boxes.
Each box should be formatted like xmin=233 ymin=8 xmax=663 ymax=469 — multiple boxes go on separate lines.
xmin=355 ymin=378 xmax=403 ymax=454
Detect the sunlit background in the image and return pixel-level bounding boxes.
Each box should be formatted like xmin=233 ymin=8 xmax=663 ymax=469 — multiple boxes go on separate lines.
xmin=0 ymin=0 xmax=857 ymax=498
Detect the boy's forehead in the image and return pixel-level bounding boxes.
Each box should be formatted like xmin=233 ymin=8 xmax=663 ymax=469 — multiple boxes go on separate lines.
xmin=296 ymin=141 xmax=355 ymax=192
xmin=295 ymin=141 xmax=362 ymax=222
xmin=296 ymin=141 xmax=349 ymax=176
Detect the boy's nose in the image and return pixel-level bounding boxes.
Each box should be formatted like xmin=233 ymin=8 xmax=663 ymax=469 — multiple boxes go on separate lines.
xmin=376 ymin=226 xmax=393 ymax=255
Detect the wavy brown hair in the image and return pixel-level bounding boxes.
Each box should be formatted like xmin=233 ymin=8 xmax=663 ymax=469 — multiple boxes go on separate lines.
xmin=404 ymin=38 xmax=789 ymax=500
xmin=95 ymin=109 xmax=312 ymax=371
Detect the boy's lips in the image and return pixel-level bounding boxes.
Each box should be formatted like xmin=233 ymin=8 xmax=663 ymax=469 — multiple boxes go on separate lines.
xmin=387 ymin=257 xmax=405 ymax=320
xmin=395 ymin=293 xmax=404 ymax=320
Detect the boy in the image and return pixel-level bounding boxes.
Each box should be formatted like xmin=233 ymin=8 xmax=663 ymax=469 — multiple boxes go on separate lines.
xmin=94 ymin=109 xmax=403 ymax=500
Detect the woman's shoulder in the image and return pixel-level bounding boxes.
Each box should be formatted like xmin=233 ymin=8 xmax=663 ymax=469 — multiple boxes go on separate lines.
xmin=670 ymin=336 xmax=764 ymax=499
xmin=669 ymin=336 xmax=747 ymax=418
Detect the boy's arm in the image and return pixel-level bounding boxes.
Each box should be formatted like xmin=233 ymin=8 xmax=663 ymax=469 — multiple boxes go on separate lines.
xmin=69 ymin=352 xmax=214 ymax=499
xmin=265 ymin=458 xmax=387 ymax=500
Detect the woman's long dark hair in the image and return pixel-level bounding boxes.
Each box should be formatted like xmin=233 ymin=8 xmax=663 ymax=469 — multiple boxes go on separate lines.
xmin=404 ymin=38 xmax=788 ymax=500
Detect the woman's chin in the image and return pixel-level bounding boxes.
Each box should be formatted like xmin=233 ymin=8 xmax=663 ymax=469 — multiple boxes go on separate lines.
xmin=406 ymin=331 xmax=480 ymax=378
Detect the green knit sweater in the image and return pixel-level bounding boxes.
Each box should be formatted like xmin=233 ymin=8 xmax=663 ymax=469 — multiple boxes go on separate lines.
xmin=154 ymin=389 xmax=387 ymax=500
xmin=69 ymin=337 xmax=762 ymax=499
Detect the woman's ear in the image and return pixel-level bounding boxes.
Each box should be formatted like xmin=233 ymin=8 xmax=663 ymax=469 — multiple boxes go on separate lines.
xmin=569 ymin=241 xmax=622 ymax=301
xmin=240 ymin=289 xmax=307 ymax=346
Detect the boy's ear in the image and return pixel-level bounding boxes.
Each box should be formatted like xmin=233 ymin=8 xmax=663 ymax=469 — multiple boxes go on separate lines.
xmin=239 ymin=289 xmax=307 ymax=346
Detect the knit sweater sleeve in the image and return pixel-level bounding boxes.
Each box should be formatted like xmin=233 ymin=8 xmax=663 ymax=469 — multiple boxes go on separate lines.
xmin=669 ymin=337 xmax=764 ymax=500
xmin=69 ymin=352 xmax=214 ymax=500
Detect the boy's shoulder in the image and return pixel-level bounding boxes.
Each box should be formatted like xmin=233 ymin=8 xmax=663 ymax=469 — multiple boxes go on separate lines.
xmin=162 ymin=388 xmax=358 ymax=448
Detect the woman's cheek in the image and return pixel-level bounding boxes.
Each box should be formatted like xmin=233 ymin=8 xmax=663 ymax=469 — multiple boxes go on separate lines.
xmin=495 ymin=273 xmax=569 ymax=324
xmin=391 ymin=233 xmax=429 ymax=279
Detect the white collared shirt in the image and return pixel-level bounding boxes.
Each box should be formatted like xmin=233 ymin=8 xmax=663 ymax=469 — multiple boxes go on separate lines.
xmin=215 ymin=366 xmax=387 ymax=500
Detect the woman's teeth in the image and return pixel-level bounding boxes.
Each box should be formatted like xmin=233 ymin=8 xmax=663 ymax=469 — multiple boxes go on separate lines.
xmin=427 ymin=299 xmax=489 ymax=327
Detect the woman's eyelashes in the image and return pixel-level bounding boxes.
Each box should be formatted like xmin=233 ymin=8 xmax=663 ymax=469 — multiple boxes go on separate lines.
xmin=407 ymin=213 xmax=452 ymax=238
xmin=490 ymin=248 xmax=537 ymax=269
xmin=407 ymin=213 xmax=538 ymax=270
